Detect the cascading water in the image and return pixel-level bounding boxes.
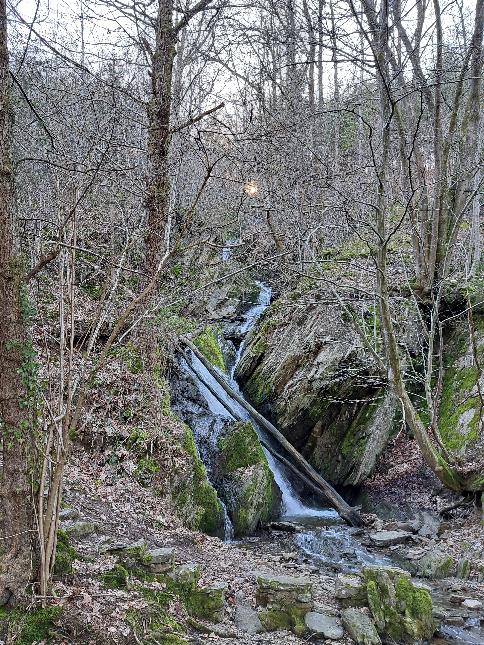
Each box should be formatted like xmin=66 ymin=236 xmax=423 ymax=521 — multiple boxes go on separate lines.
xmin=183 ymin=279 xmax=336 ymax=522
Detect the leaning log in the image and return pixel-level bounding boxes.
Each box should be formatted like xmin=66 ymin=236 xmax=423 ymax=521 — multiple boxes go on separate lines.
xmin=180 ymin=338 xmax=361 ymax=527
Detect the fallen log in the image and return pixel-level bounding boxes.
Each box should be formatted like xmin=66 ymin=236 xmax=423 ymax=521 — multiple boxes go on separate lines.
xmin=180 ymin=338 xmax=361 ymax=527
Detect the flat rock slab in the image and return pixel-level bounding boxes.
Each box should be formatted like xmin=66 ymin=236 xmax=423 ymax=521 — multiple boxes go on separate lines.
xmin=342 ymin=608 xmax=381 ymax=645
xmin=305 ymin=612 xmax=344 ymax=640
xmin=147 ymin=547 xmax=175 ymax=573
xmin=369 ymin=530 xmax=412 ymax=546
xmin=235 ymin=604 xmax=263 ymax=634
xmin=256 ymin=573 xmax=313 ymax=612
xmin=267 ymin=521 xmax=299 ymax=533
xmin=461 ymin=599 xmax=483 ymax=610
xmin=257 ymin=574 xmax=311 ymax=588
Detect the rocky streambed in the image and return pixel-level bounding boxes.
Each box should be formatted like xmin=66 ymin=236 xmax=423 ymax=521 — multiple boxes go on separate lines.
xmin=168 ymin=277 xmax=484 ymax=644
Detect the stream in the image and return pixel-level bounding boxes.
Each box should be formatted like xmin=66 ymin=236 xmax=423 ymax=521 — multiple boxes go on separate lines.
xmin=175 ymin=280 xmax=483 ymax=645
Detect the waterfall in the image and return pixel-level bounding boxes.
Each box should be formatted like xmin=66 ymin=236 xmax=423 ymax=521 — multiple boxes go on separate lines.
xmin=183 ymin=280 xmax=338 ymax=523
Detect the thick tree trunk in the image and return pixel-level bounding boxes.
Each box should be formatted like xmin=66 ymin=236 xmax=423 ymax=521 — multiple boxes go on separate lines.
xmin=144 ymin=0 xmax=177 ymax=281
xmin=0 ymin=0 xmax=36 ymax=605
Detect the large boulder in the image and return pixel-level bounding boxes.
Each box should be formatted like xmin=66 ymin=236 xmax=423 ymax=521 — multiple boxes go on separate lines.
xmin=337 ymin=566 xmax=435 ymax=643
xmin=235 ymin=286 xmax=397 ymax=486
xmin=255 ymin=573 xmax=313 ymax=636
xmin=438 ymin=311 xmax=484 ymax=490
xmin=217 ymin=421 xmax=281 ymax=536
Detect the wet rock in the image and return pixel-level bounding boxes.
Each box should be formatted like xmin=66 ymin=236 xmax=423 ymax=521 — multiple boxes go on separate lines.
xmin=256 ymin=573 xmax=313 ymax=636
xmin=335 ymin=573 xmax=367 ymax=607
xmin=304 ymin=611 xmax=344 ymax=639
xmin=461 ymin=599 xmax=483 ymax=610
xmin=267 ymin=521 xmax=299 ymax=533
xmin=235 ymin=603 xmax=263 ymax=634
xmin=235 ymin=289 xmax=399 ymax=487
xmin=417 ymin=551 xmax=455 ymax=579
xmin=446 ymin=616 xmax=465 ymax=626
xmin=146 ymin=547 xmax=175 ymax=573
xmin=185 ymin=582 xmax=227 ymax=622
xmin=369 ymin=530 xmax=412 ymax=547
xmin=342 ymin=607 xmax=381 ymax=645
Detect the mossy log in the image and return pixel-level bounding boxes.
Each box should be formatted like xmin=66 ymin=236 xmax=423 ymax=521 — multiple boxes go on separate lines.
xmin=181 ymin=338 xmax=361 ymax=526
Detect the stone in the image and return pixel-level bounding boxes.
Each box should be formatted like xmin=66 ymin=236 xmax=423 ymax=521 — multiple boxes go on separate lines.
xmin=304 ymin=612 xmax=344 ymax=640
xmin=146 ymin=547 xmax=175 ymax=573
xmin=185 ymin=582 xmax=227 ymax=622
xmin=256 ymin=574 xmax=313 ymax=636
xmin=335 ymin=573 xmax=367 ymax=606
xmin=267 ymin=521 xmax=298 ymax=533
xmin=461 ymin=599 xmax=483 ymax=610
xmin=171 ymin=563 xmax=201 ymax=590
xmin=416 ymin=512 xmax=440 ymax=538
xmin=369 ymin=530 xmax=412 ymax=547
xmin=59 ymin=508 xmax=80 ymax=521
xmin=256 ymin=574 xmax=312 ymax=607
xmin=235 ymin=603 xmax=263 ymax=634
xmin=362 ymin=565 xmax=435 ymax=643
xmin=417 ymin=551 xmax=455 ymax=579
xmin=446 ymin=616 xmax=465 ymax=626
xmin=235 ymin=292 xmax=400 ymax=487
xmin=341 ymin=608 xmax=381 ymax=645
xmin=64 ymin=521 xmax=97 ymax=539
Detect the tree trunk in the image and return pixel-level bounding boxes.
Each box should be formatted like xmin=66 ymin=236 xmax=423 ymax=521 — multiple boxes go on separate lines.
xmin=0 ymin=0 xmax=36 ymax=605
xmin=144 ymin=0 xmax=177 ymax=281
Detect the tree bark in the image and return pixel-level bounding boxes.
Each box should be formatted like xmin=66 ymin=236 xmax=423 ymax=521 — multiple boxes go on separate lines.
xmin=0 ymin=0 xmax=36 ymax=605
xmin=144 ymin=0 xmax=177 ymax=280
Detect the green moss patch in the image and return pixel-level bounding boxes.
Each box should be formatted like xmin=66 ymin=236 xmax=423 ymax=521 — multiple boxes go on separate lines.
xmin=100 ymin=564 xmax=130 ymax=590
xmin=218 ymin=421 xmax=266 ymax=472
xmin=0 ymin=605 xmax=62 ymax=645
xmin=53 ymin=529 xmax=79 ymax=578
xmin=193 ymin=327 xmax=225 ymax=372
xmin=171 ymin=426 xmax=224 ymax=536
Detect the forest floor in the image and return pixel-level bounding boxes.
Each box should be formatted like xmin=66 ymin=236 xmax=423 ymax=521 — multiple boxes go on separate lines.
xmin=48 ymin=430 xmax=484 ymax=645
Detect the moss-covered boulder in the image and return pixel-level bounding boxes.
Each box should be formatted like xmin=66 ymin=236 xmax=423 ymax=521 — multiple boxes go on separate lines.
xmin=416 ymin=551 xmax=455 ymax=580
xmin=170 ymin=425 xmax=225 ymax=537
xmin=337 ymin=565 xmax=435 ymax=643
xmin=235 ymin=285 xmax=397 ymax=487
xmin=217 ymin=421 xmax=281 ymax=536
xmin=255 ymin=574 xmax=313 ymax=636
xmin=438 ymin=313 xmax=484 ymax=490
xmin=185 ymin=583 xmax=227 ymax=622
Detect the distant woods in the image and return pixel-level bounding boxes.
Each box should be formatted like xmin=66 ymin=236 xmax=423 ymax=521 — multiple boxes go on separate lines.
xmin=0 ymin=0 xmax=482 ymax=605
